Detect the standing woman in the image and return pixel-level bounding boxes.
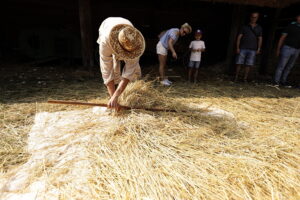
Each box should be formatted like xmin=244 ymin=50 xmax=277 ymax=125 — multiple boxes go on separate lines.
xmin=157 ymin=23 xmax=192 ymax=86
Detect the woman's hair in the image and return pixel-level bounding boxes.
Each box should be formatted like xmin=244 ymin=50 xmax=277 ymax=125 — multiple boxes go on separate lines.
xmin=181 ymin=23 xmax=192 ymax=34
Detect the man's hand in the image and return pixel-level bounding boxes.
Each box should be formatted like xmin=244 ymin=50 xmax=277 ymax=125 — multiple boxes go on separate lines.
xmin=106 ymin=78 xmax=130 ymax=112
xmin=276 ymin=35 xmax=286 ymax=57
xmin=256 ymin=49 xmax=261 ymax=55
xmin=108 ymin=95 xmax=120 ymax=111
xmin=172 ymin=51 xmax=177 ymax=59
xmin=236 ymin=48 xmax=241 ymax=54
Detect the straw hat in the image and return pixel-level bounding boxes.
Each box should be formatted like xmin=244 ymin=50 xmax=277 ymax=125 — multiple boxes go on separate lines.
xmin=109 ymin=24 xmax=145 ymax=60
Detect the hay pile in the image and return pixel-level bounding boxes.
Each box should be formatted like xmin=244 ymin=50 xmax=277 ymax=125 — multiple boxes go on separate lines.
xmin=119 ymin=81 xmax=165 ymax=108
xmin=1 ymin=80 xmax=299 ymax=200
xmin=118 ymin=81 xmax=182 ymax=110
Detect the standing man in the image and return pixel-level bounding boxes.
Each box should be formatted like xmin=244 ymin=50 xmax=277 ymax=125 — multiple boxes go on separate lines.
xmin=274 ymin=14 xmax=300 ymax=87
xmin=234 ymin=12 xmax=263 ymax=82
xmin=97 ymin=17 xmax=145 ymax=110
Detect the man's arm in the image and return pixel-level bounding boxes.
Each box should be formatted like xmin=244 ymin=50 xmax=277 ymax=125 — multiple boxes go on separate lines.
xmin=107 ymin=78 xmax=129 ymax=110
xmin=99 ymin=41 xmax=114 ymax=85
xmin=99 ymin=41 xmax=118 ymax=109
xmin=276 ymin=34 xmax=287 ymax=56
xmin=236 ymin=34 xmax=243 ymax=54
xmin=106 ymin=80 xmax=116 ymax=97
xmin=168 ymin=38 xmax=177 ymax=59
xmin=107 ymin=59 xmax=140 ymax=110
xmin=257 ymin=36 xmax=263 ymax=54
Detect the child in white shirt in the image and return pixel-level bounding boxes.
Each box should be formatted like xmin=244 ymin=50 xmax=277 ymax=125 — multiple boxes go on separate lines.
xmin=188 ymin=30 xmax=205 ymax=83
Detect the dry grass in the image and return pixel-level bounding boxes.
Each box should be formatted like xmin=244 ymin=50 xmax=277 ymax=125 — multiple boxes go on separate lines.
xmin=0 ymin=80 xmax=105 ymax=172
xmin=1 ymin=78 xmax=300 ymax=199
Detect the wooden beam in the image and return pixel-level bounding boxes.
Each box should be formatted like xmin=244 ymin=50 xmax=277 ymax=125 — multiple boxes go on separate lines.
xmin=78 ymin=0 xmax=94 ymax=70
xmin=225 ymin=5 xmax=245 ymax=73
xmin=260 ymin=8 xmax=281 ymax=75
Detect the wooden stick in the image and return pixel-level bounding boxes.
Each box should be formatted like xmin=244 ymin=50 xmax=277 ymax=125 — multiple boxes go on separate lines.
xmin=47 ymin=100 xmax=178 ymax=112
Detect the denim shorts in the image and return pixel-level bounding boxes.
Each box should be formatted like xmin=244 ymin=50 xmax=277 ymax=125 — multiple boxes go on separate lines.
xmin=188 ymin=61 xmax=201 ymax=69
xmin=236 ymin=49 xmax=256 ymax=66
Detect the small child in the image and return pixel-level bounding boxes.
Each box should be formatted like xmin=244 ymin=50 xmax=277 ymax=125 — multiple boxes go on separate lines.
xmin=188 ymin=29 xmax=205 ymax=83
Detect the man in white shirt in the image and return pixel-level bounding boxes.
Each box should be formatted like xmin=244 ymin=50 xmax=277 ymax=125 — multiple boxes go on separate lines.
xmin=188 ymin=29 xmax=205 ymax=83
xmin=97 ymin=17 xmax=145 ymax=110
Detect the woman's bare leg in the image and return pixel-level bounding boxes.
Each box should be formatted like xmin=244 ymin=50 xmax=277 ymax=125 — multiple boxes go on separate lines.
xmin=158 ymin=54 xmax=167 ymax=81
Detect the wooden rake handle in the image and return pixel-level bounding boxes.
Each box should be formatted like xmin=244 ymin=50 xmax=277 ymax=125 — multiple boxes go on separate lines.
xmin=47 ymin=100 xmax=178 ymax=112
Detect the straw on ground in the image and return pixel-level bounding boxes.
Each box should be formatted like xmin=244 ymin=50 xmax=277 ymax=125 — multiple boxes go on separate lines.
xmin=1 ymin=80 xmax=299 ymax=200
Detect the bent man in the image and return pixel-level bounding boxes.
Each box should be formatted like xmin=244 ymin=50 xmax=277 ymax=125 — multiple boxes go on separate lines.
xmin=97 ymin=17 xmax=145 ymax=110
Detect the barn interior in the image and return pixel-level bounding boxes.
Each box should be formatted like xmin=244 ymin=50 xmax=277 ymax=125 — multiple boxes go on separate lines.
xmin=1 ymin=1 xmax=300 ymax=199
xmin=1 ymin=0 xmax=299 ymax=79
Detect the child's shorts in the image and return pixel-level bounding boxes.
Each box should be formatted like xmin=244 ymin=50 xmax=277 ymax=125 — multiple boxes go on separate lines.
xmin=188 ymin=61 xmax=201 ymax=69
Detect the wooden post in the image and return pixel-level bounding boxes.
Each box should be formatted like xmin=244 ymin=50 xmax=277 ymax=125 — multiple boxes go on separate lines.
xmin=260 ymin=8 xmax=281 ymax=75
xmin=78 ymin=0 xmax=94 ymax=71
xmin=225 ymin=5 xmax=245 ymax=73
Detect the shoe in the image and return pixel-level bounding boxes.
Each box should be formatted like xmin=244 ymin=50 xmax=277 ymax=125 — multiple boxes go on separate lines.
xmin=166 ymin=79 xmax=172 ymax=84
xmin=281 ymin=82 xmax=292 ymax=88
xmin=160 ymin=79 xmax=171 ymax=86
xmin=283 ymin=85 xmax=292 ymax=88
xmin=270 ymin=81 xmax=280 ymax=87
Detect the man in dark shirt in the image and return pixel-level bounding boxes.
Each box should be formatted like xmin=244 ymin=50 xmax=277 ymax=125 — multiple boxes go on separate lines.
xmin=234 ymin=12 xmax=263 ymax=82
xmin=274 ymin=14 xmax=300 ymax=87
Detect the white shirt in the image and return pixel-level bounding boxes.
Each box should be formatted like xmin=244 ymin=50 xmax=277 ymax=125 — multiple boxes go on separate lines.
xmin=97 ymin=17 xmax=141 ymax=85
xmin=189 ymin=40 xmax=205 ymax=61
